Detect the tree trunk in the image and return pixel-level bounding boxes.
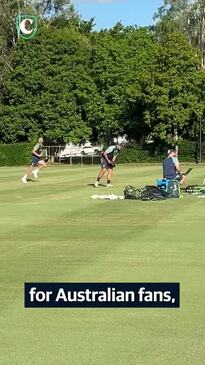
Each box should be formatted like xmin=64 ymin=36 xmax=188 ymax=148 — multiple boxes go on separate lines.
xmin=174 ymin=126 xmax=179 ymax=156
xmin=199 ymin=2 xmax=205 ymax=69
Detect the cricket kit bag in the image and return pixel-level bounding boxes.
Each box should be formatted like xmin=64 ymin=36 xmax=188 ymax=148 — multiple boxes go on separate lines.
xmin=124 ymin=185 xmax=143 ymax=200
xmin=124 ymin=185 xmax=168 ymax=201
xmin=156 ymin=179 xmax=180 ymax=198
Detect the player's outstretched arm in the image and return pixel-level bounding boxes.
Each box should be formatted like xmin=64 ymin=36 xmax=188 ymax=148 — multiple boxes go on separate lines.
xmin=103 ymin=151 xmax=111 ymax=164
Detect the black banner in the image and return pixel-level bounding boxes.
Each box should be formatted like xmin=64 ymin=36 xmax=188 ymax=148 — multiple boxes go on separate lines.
xmin=24 ymin=283 xmax=180 ymax=308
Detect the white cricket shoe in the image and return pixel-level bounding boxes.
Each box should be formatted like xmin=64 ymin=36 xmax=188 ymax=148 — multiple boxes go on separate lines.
xmin=94 ymin=181 xmax=99 ymax=188
xmin=106 ymin=183 xmax=113 ymax=188
xmin=21 ymin=177 xmax=27 ymax=184
xmin=32 ymin=169 xmax=38 ymax=179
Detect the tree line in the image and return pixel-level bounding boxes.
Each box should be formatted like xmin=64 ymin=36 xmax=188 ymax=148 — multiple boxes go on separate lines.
xmin=0 ymin=0 xmax=205 ymax=150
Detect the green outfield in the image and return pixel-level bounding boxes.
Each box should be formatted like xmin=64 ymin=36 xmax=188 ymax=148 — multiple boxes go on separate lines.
xmin=0 ymin=164 xmax=204 ymax=365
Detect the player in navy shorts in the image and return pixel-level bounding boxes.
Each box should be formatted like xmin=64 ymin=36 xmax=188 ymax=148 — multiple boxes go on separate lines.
xmin=21 ymin=137 xmax=47 ymax=183
xmin=94 ymin=145 xmax=121 ymax=187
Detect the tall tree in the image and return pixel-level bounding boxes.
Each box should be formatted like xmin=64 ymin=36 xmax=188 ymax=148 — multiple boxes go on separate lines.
xmin=0 ymin=24 xmax=94 ymax=143
xmin=26 ymin=0 xmax=74 ymax=18
xmin=150 ymin=28 xmax=204 ymax=145
xmin=0 ymin=0 xmax=23 ymax=88
xmin=155 ymin=0 xmax=205 ymax=68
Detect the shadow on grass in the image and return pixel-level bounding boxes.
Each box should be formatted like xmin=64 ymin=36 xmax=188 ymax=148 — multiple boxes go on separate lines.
xmin=26 ymin=179 xmax=39 ymax=183
xmin=87 ymin=183 xmax=106 ymax=188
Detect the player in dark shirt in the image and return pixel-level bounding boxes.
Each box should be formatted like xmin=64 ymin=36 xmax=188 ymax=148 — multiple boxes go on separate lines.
xmin=94 ymin=145 xmax=121 ymax=187
xmin=21 ymin=137 xmax=47 ymax=183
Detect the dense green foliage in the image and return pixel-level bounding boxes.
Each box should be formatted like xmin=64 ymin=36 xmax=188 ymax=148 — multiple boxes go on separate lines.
xmin=117 ymin=140 xmax=200 ymax=163
xmin=155 ymin=0 xmax=205 ymax=62
xmin=0 ymin=143 xmax=32 ymax=165
xmin=0 ymin=0 xmax=205 ymax=155
xmin=117 ymin=147 xmax=154 ymax=164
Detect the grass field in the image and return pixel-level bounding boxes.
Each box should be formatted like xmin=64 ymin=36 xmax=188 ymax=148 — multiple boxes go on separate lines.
xmin=0 ymin=164 xmax=204 ymax=365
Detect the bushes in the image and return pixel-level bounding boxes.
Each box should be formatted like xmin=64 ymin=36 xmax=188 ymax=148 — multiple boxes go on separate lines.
xmin=118 ymin=144 xmax=164 ymax=163
xmin=118 ymin=147 xmax=152 ymax=163
xmin=0 ymin=143 xmax=32 ymax=166
xmin=0 ymin=140 xmax=199 ymax=166
xmin=118 ymin=140 xmax=199 ymax=164
xmin=177 ymin=140 xmax=197 ymax=162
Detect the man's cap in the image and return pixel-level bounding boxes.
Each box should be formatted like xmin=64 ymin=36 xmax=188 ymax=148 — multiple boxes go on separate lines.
xmin=167 ymin=148 xmax=176 ymax=154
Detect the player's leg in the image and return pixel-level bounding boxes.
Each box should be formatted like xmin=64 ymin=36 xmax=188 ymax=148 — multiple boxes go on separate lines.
xmin=177 ymin=173 xmax=186 ymax=185
xmin=94 ymin=158 xmax=107 ymax=187
xmin=32 ymin=166 xmax=39 ymax=179
xmin=180 ymin=176 xmax=186 ymax=185
xmin=21 ymin=165 xmax=34 ymax=183
xmin=106 ymin=167 xmax=113 ymax=187
xmin=38 ymin=160 xmax=46 ymax=169
xmin=33 ymin=160 xmax=47 ymax=179
xmin=21 ymin=155 xmax=44 ymax=183
xmin=95 ymin=167 xmax=107 ymax=187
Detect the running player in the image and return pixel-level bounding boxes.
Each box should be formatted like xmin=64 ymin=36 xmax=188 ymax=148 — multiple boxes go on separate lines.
xmin=21 ymin=137 xmax=47 ymax=183
xmin=94 ymin=145 xmax=121 ymax=187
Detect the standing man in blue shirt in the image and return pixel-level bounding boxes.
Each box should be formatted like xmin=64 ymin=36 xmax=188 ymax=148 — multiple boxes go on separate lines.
xmin=94 ymin=145 xmax=121 ymax=187
xmin=163 ymin=149 xmax=185 ymax=184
